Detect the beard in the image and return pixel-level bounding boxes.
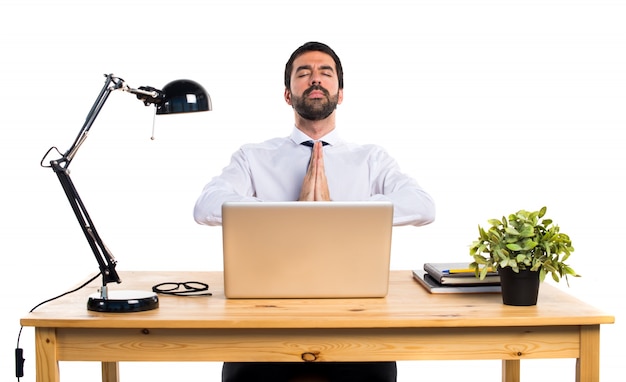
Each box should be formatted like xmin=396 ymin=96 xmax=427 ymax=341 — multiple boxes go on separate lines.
xmin=290 ymin=85 xmax=340 ymax=121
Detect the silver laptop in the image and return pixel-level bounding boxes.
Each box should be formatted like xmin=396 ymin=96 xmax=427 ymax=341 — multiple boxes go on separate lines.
xmin=221 ymin=201 xmax=393 ymax=298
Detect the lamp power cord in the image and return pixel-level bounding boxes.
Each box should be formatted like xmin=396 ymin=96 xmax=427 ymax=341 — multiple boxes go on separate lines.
xmin=15 ymin=272 xmax=101 ymax=380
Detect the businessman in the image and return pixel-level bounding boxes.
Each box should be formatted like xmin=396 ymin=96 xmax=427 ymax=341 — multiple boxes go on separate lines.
xmin=194 ymin=41 xmax=436 ymax=382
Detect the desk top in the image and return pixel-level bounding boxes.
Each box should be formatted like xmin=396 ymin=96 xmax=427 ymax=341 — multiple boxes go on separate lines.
xmin=21 ymin=271 xmax=614 ymax=330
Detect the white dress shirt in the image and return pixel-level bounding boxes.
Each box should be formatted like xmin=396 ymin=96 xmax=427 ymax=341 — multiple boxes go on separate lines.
xmin=193 ymin=127 xmax=435 ymax=226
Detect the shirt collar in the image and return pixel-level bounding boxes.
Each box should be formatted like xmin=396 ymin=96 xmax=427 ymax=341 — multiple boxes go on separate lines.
xmin=289 ymin=126 xmax=342 ymax=146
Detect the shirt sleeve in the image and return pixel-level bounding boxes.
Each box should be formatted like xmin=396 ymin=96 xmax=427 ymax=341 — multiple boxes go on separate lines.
xmin=193 ymin=149 xmax=259 ymax=226
xmin=367 ymin=146 xmax=436 ymax=227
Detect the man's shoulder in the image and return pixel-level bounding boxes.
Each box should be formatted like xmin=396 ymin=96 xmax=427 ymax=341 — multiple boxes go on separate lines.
xmin=341 ymin=141 xmax=389 ymax=154
xmin=240 ymin=136 xmax=292 ymax=151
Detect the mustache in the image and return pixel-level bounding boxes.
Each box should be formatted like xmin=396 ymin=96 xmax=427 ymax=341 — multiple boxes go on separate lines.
xmin=303 ymin=85 xmax=330 ymax=98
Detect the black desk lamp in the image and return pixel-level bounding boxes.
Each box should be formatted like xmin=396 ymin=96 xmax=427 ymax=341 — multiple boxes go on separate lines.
xmin=40 ymin=73 xmax=211 ymax=313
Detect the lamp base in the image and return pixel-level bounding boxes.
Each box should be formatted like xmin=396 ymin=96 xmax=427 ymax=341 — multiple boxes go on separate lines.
xmin=87 ymin=290 xmax=159 ymax=313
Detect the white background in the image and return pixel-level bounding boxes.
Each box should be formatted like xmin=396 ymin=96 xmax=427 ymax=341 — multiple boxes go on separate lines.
xmin=1 ymin=0 xmax=624 ymax=381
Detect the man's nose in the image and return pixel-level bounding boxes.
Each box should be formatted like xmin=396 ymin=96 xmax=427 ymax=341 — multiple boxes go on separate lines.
xmin=310 ymin=72 xmax=322 ymax=86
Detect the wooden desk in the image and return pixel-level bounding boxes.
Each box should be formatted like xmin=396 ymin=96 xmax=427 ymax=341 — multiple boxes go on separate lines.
xmin=21 ymin=270 xmax=614 ymax=382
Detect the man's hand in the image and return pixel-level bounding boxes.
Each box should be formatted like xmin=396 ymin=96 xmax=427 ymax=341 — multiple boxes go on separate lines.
xmin=298 ymin=141 xmax=331 ymax=201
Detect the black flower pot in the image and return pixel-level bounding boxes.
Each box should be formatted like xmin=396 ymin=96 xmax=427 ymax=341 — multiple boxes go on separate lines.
xmin=498 ymin=267 xmax=540 ymax=306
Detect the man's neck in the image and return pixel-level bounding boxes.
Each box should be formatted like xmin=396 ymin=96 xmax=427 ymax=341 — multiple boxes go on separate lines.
xmin=294 ymin=113 xmax=336 ymax=140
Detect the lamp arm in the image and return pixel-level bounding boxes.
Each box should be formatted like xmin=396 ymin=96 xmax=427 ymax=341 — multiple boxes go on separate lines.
xmin=64 ymin=74 xmax=124 ymax=165
xmin=42 ymin=73 xmax=140 ymax=292
xmin=62 ymin=74 xmax=163 ymax=165
xmin=49 ymin=159 xmax=121 ymax=287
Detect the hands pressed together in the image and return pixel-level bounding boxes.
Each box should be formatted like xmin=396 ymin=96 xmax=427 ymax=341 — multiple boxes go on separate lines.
xmin=298 ymin=141 xmax=330 ymax=201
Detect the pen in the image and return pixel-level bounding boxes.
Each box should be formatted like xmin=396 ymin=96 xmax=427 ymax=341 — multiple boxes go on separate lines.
xmin=443 ymin=267 xmax=493 ymax=274
xmin=443 ymin=268 xmax=474 ymax=274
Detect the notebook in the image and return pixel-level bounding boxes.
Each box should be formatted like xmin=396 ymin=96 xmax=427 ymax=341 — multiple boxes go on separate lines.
xmin=412 ymin=270 xmax=502 ymax=294
xmin=221 ymin=201 xmax=394 ymax=298
xmin=422 ymin=262 xmax=500 ymax=285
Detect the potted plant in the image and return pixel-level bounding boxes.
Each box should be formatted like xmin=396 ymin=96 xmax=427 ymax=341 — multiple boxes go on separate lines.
xmin=469 ymin=206 xmax=579 ymax=306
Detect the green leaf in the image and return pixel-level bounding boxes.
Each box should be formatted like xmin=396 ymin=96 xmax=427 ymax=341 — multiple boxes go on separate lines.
xmin=551 ymin=271 xmax=560 ymax=282
xmin=488 ymin=219 xmax=501 ymax=227
xmin=539 ymin=206 xmax=547 ymax=218
xmin=521 ymin=239 xmax=538 ymax=251
xmin=505 ymin=226 xmax=520 ymax=236
xmin=519 ymin=225 xmax=535 ymax=238
xmin=478 ymin=226 xmax=489 ymax=240
xmin=479 ymin=267 xmax=490 ymax=280
xmin=506 ymin=243 xmax=523 ymax=251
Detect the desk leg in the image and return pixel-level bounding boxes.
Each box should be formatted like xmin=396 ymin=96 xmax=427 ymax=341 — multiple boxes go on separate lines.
xmin=502 ymin=360 xmax=520 ymax=382
xmin=35 ymin=327 xmax=59 ymax=382
xmin=102 ymin=362 xmax=119 ymax=382
xmin=576 ymin=325 xmax=600 ymax=382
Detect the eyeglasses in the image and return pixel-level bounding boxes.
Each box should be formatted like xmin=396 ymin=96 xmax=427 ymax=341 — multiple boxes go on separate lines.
xmin=152 ymin=281 xmax=212 ymax=296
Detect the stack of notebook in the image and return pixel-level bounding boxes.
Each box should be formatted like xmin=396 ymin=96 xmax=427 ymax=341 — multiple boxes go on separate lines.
xmin=412 ymin=262 xmax=501 ymax=294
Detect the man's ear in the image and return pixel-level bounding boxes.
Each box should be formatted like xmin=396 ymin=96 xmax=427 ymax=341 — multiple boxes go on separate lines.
xmin=284 ymin=88 xmax=292 ymax=105
xmin=337 ymin=88 xmax=344 ymax=105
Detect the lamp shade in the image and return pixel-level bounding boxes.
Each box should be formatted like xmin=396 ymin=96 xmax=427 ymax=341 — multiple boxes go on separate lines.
xmin=156 ymin=79 xmax=212 ymax=115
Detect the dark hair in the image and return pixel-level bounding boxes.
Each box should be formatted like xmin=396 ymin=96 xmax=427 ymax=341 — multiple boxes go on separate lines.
xmin=284 ymin=41 xmax=344 ymax=90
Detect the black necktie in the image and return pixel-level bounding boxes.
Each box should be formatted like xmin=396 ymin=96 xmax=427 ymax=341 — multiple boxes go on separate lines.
xmin=301 ymin=140 xmax=329 ymax=148
xmin=301 ymin=141 xmax=328 ymax=169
